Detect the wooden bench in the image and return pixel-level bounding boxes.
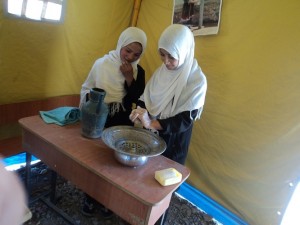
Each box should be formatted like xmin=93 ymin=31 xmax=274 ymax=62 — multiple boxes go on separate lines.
xmin=0 ymin=95 xmax=80 ymax=158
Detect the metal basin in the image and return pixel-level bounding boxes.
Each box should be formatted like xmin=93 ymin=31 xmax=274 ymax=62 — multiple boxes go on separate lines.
xmin=101 ymin=126 xmax=166 ymax=167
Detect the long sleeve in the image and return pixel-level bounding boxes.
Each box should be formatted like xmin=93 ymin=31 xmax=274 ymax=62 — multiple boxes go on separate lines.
xmin=137 ymin=99 xmax=197 ymax=134
xmin=157 ymin=110 xmax=197 ymax=135
xmin=136 ymin=100 xmax=199 ymax=164
xmin=158 ymin=110 xmax=198 ymax=164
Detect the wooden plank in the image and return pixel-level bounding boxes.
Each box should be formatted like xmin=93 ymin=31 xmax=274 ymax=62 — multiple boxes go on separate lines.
xmin=0 ymin=95 xmax=80 ymax=126
xmin=0 ymin=136 xmax=23 ymax=157
xmin=0 ymin=95 xmax=80 ymax=157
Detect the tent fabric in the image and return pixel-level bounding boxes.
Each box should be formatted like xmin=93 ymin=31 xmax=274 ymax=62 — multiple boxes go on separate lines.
xmin=138 ymin=1 xmax=300 ymax=224
xmin=1 ymin=0 xmax=300 ymax=225
xmin=0 ymin=0 xmax=134 ymax=104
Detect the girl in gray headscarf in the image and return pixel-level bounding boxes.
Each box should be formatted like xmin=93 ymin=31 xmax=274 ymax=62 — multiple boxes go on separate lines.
xmin=130 ymin=24 xmax=207 ymax=165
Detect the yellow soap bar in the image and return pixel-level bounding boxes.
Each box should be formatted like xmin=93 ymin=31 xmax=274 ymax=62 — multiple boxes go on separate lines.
xmin=155 ymin=168 xmax=182 ymax=186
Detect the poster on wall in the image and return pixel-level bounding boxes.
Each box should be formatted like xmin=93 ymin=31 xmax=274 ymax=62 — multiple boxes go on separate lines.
xmin=172 ymin=0 xmax=222 ymax=36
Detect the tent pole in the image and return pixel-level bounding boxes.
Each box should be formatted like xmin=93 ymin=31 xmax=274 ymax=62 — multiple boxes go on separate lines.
xmin=131 ymin=0 xmax=142 ymax=26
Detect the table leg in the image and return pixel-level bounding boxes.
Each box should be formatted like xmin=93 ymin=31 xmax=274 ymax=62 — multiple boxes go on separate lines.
xmin=50 ymin=170 xmax=57 ymax=203
xmin=155 ymin=209 xmax=168 ymax=225
xmin=25 ymin=152 xmax=32 ymax=194
xmin=25 ymin=156 xmax=75 ymax=224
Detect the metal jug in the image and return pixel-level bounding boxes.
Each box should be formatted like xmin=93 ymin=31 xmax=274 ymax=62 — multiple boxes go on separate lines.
xmin=81 ymin=88 xmax=108 ymax=138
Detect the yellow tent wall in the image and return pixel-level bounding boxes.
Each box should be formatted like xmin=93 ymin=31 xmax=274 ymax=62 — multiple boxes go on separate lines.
xmin=137 ymin=1 xmax=300 ymax=224
xmin=1 ymin=0 xmax=300 ymax=225
xmin=0 ymin=0 xmax=134 ymax=104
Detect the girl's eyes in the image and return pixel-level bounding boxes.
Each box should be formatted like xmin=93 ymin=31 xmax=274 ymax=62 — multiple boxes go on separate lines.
xmin=160 ymin=53 xmax=175 ymax=61
xmin=126 ymin=49 xmax=141 ymax=58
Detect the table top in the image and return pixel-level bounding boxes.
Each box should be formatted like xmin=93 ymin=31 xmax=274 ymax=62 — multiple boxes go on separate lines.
xmin=19 ymin=115 xmax=190 ymax=206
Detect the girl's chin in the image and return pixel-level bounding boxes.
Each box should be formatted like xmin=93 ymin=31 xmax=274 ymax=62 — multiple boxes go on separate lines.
xmin=166 ymin=65 xmax=175 ymax=70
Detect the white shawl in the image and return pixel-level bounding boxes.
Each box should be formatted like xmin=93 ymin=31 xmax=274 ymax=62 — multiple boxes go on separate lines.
xmin=141 ymin=24 xmax=207 ymax=120
xmin=80 ymin=27 xmax=147 ymax=108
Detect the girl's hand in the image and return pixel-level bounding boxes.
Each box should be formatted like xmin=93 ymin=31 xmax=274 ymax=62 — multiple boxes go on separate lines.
xmin=130 ymin=106 xmax=151 ymax=128
xmin=130 ymin=107 xmax=162 ymax=130
xmin=120 ymin=61 xmax=134 ymax=86
xmin=135 ymin=107 xmax=152 ymax=129
xmin=129 ymin=108 xmax=140 ymax=123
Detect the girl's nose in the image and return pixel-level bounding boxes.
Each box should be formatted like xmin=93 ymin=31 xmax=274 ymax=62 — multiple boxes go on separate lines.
xmin=127 ymin=53 xmax=135 ymax=62
xmin=163 ymin=57 xmax=170 ymax=65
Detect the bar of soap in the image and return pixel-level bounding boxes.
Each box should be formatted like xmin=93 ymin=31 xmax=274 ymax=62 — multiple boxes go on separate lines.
xmin=155 ymin=168 xmax=182 ymax=186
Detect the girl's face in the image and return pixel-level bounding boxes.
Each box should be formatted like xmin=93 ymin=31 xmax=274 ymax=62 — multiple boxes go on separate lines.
xmin=120 ymin=42 xmax=143 ymax=63
xmin=159 ymin=48 xmax=179 ymax=70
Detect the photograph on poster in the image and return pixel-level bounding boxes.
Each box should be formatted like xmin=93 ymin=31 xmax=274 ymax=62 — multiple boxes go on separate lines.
xmin=172 ymin=0 xmax=222 ymax=36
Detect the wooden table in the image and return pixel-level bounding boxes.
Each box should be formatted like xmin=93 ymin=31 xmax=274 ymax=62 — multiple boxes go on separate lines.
xmin=19 ymin=115 xmax=190 ymax=225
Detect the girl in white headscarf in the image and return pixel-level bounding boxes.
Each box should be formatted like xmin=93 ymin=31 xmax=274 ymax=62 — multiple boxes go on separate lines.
xmin=80 ymin=27 xmax=147 ymax=127
xmin=130 ymin=24 xmax=207 ymax=165
xmin=80 ymin=27 xmax=147 ymax=217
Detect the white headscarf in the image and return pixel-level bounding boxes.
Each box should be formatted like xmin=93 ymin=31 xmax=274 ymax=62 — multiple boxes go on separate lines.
xmin=80 ymin=27 xmax=147 ymax=106
xmin=141 ymin=24 xmax=207 ymax=120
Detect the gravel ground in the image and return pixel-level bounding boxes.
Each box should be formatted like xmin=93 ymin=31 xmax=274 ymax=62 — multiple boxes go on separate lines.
xmin=19 ymin=163 xmax=220 ymax=225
